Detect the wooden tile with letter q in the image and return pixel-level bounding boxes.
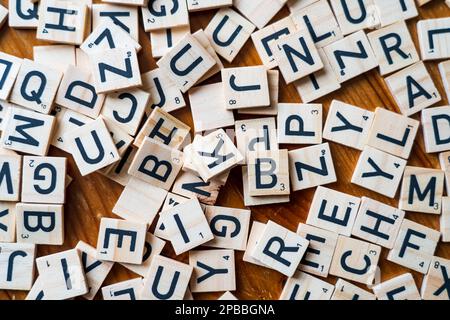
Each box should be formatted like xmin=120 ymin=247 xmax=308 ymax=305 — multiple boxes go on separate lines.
xmin=296 ymin=223 xmax=338 ymax=278
xmin=8 ymin=0 xmax=39 ymax=29
xmin=141 ymin=0 xmax=189 ymax=32
xmin=149 ymin=25 xmax=191 ymax=59
xmin=373 ymin=273 xmax=421 ymax=300
xmin=351 ymin=146 xmax=407 ymax=198
xmin=0 ymin=154 xmax=21 ymax=201
xmin=331 ymin=278 xmax=376 ymax=300
xmin=0 ymin=202 xmax=16 ymax=242
xmin=102 ymin=278 xmax=143 ymax=300
xmin=222 ymin=66 xmax=270 ymax=110
xmin=421 ymin=256 xmax=450 ymax=300
xmin=140 ymin=255 xmax=193 ymax=300
xmin=92 ymin=4 xmax=139 ymax=41
xmin=242 ymin=221 xmax=267 ymax=267
xmin=65 ymin=117 xmax=120 ymax=176
xmin=439 ymin=60 xmax=450 ymax=101
xmin=0 ymin=243 xmax=36 ymax=290
xmin=289 ymin=143 xmax=337 ymax=192
xmin=189 ymin=249 xmax=235 ymax=293
xmin=306 ymin=186 xmax=361 ymax=236
xmin=0 ymin=52 xmax=22 ymax=100
xmin=234 ymin=0 xmax=286 ymax=30
xmin=366 ymin=107 xmax=419 ymax=159
xmin=442 ymin=197 xmax=450 ymax=242
xmin=399 ymin=166 xmax=444 ymax=214
xmin=387 ymin=218 xmax=440 ymax=274
xmin=385 ymin=62 xmax=440 ymax=116
xmin=187 ymin=0 xmax=232 ymax=11
xmin=372 ymin=0 xmax=418 ymax=28
xmin=33 ymin=45 xmax=76 ymax=74
xmin=352 ymin=197 xmax=405 ymax=249
xmin=251 ymin=221 xmax=309 ymax=277
xmin=329 ymin=0 xmax=379 ymax=36
xmin=279 ymin=270 xmax=334 ymax=300
xmin=418 ymin=17 xmax=450 ymax=61
xmin=96 ymin=217 xmax=147 ymax=264
xmin=278 ymin=103 xmax=322 ymax=145
xmin=330 ymin=235 xmax=381 ymax=285
xmin=422 ymin=106 xmax=450 ymax=153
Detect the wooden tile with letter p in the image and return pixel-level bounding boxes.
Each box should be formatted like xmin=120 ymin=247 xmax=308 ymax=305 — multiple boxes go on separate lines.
xmin=421 ymin=256 xmax=450 ymax=300
xmin=331 ymin=278 xmax=376 ymax=300
xmin=422 ymin=106 xmax=450 ymax=153
xmin=279 ymin=270 xmax=334 ymax=300
xmin=373 ymin=273 xmax=421 ymax=300
xmin=418 ymin=17 xmax=450 ymax=61
xmin=0 ymin=243 xmax=36 ymax=290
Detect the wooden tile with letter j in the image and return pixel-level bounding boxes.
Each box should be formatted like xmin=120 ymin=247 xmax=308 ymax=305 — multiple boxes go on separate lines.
xmin=373 ymin=273 xmax=421 ymax=300
xmin=421 ymin=256 xmax=450 ymax=300
xmin=279 ymin=271 xmax=334 ymax=300
xmin=0 ymin=243 xmax=36 ymax=290
xmin=422 ymin=106 xmax=450 ymax=153
xmin=418 ymin=17 xmax=450 ymax=61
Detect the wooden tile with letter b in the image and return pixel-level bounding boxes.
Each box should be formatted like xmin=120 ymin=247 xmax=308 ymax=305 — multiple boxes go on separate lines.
xmin=0 ymin=202 xmax=16 ymax=242
xmin=422 ymin=106 xmax=450 ymax=153
xmin=0 ymin=154 xmax=21 ymax=201
xmin=278 ymin=103 xmax=322 ymax=145
xmin=102 ymin=278 xmax=143 ymax=300
xmin=0 ymin=243 xmax=36 ymax=290
xmin=418 ymin=17 xmax=450 ymax=61
xmin=279 ymin=271 xmax=334 ymax=300
xmin=421 ymin=256 xmax=450 ymax=300
xmin=373 ymin=273 xmax=421 ymax=300
xmin=331 ymin=279 xmax=376 ymax=300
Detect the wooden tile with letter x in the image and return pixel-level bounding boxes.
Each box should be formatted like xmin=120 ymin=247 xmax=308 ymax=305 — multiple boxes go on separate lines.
xmin=278 ymin=103 xmax=322 ymax=145
xmin=373 ymin=273 xmax=421 ymax=300
xmin=329 ymin=0 xmax=379 ymax=35
xmin=187 ymin=0 xmax=232 ymax=11
xmin=289 ymin=143 xmax=337 ymax=192
xmin=330 ymin=235 xmax=381 ymax=285
xmin=385 ymin=62 xmax=440 ymax=116
xmin=296 ymin=223 xmax=338 ymax=278
xmin=352 ymin=197 xmax=405 ymax=249
xmin=0 ymin=243 xmax=36 ymax=290
xmin=279 ymin=270 xmax=334 ymax=300
xmin=306 ymin=186 xmax=361 ymax=236
xmin=33 ymin=45 xmax=76 ymax=74
xmin=418 ymin=17 xmax=450 ymax=61
xmin=0 ymin=154 xmax=21 ymax=201
xmin=8 ymin=0 xmax=39 ymax=29
xmin=399 ymin=166 xmax=444 ymax=214
xmin=149 ymin=26 xmax=191 ymax=59
xmin=92 ymin=4 xmax=139 ymax=41
xmin=140 ymin=255 xmax=193 ymax=300
xmin=234 ymin=0 xmax=286 ymax=29
xmin=442 ymin=197 xmax=450 ymax=242
xmin=351 ymin=146 xmax=407 ymax=198
xmin=422 ymin=106 xmax=450 ymax=153
xmin=439 ymin=60 xmax=450 ymax=101
xmin=366 ymin=107 xmax=419 ymax=159
xmin=331 ymin=279 xmax=376 ymax=300
xmin=0 ymin=202 xmax=16 ymax=242
xmin=251 ymin=221 xmax=309 ymax=277
xmin=189 ymin=249 xmax=235 ymax=293
xmin=96 ymin=217 xmax=147 ymax=264
xmin=388 ymin=218 xmax=440 ymax=274
xmin=0 ymin=52 xmax=22 ymax=100
xmin=421 ymin=256 xmax=450 ymax=300
xmin=372 ymin=0 xmax=418 ymax=28
xmin=141 ymin=0 xmax=189 ymax=32
xmin=102 ymin=278 xmax=143 ymax=300
xmin=242 ymin=221 xmax=267 ymax=267
xmin=439 ymin=152 xmax=450 ymax=193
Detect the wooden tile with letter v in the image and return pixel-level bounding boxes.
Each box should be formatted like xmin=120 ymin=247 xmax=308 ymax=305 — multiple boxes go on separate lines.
xmin=418 ymin=17 xmax=450 ymax=61
xmin=141 ymin=0 xmax=189 ymax=32
xmin=372 ymin=0 xmax=418 ymax=28
xmin=373 ymin=273 xmax=421 ymax=300
xmin=442 ymin=197 xmax=450 ymax=242
xmin=331 ymin=278 xmax=376 ymax=300
xmin=278 ymin=103 xmax=322 ymax=145
xmin=422 ymin=106 xmax=450 ymax=153
xmin=279 ymin=270 xmax=334 ymax=300
xmin=92 ymin=4 xmax=139 ymax=41
xmin=329 ymin=0 xmax=379 ymax=36
xmin=149 ymin=25 xmax=190 ymax=59
xmin=8 ymin=0 xmax=39 ymax=29
xmin=102 ymin=278 xmax=143 ymax=300
xmin=421 ymin=256 xmax=450 ymax=300
xmin=0 ymin=202 xmax=16 ymax=242
xmin=387 ymin=218 xmax=440 ymax=274
xmin=0 ymin=243 xmax=36 ymax=290
xmin=0 ymin=154 xmax=21 ymax=201
xmin=0 ymin=52 xmax=22 ymax=100
xmin=33 ymin=45 xmax=76 ymax=74
xmin=233 ymin=0 xmax=286 ymax=30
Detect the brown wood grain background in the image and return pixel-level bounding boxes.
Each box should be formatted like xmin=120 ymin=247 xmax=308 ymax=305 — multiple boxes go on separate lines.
xmin=1 ymin=0 xmax=450 ymax=300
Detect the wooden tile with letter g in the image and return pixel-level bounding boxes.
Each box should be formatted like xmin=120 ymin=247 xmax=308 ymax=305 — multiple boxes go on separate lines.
xmin=373 ymin=273 xmax=421 ymax=300
xmin=141 ymin=0 xmax=189 ymax=32
xmin=331 ymin=278 xmax=376 ymax=300
xmin=279 ymin=270 xmax=334 ymax=300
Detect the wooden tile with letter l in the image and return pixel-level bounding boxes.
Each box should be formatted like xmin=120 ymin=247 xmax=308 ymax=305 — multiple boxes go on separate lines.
xmin=279 ymin=270 xmax=334 ymax=300
xmin=204 ymin=205 xmax=251 ymax=251
xmin=189 ymin=250 xmax=235 ymax=293
xmin=296 ymin=223 xmax=338 ymax=278
xmin=442 ymin=197 xmax=450 ymax=242
xmin=323 ymin=100 xmax=374 ymax=151
xmin=385 ymin=62 xmax=440 ymax=116
xmin=141 ymin=0 xmax=189 ymax=32
xmin=331 ymin=278 xmax=376 ymax=300
xmin=372 ymin=0 xmax=418 ymax=28
xmin=351 ymin=146 xmax=407 ymax=198
xmin=330 ymin=235 xmax=381 ymax=285
xmin=421 ymin=256 xmax=450 ymax=300
xmin=439 ymin=60 xmax=450 ymax=101
xmin=0 ymin=52 xmax=22 ymax=100
xmin=157 ymin=34 xmax=216 ymax=93
xmin=92 ymin=4 xmax=139 ymax=41
xmin=399 ymin=166 xmax=444 ymax=214
xmin=329 ymin=0 xmax=379 ymax=36
xmin=1 ymin=107 xmax=55 ymax=156
xmin=242 ymin=221 xmax=267 ymax=267
xmin=234 ymin=0 xmax=286 ymax=30
xmin=352 ymin=197 xmax=405 ymax=249
xmin=102 ymin=278 xmax=143 ymax=300
xmin=0 ymin=243 xmax=36 ymax=290
xmin=8 ymin=0 xmax=38 ymax=29
xmin=0 ymin=202 xmax=16 ymax=242
xmin=65 ymin=117 xmax=120 ymax=176
xmin=373 ymin=273 xmax=421 ymax=300
xmin=323 ymin=30 xmax=378 ymax=83
xmin=149 ymin=26 xmax=191 ymax=59
xmin=387 ymin=218 xmax=440 ymax=274
xmin=367 ymin=21 xmax=419 ymax=76
xmin=0 ymin=154 xmax=21 ymax=201
xmin=418 ymin=17 xmax=450 ymax=61
xmin=222 ymin=66 xmax=270 ymax=110
xmin=289 ymin=143 xmax=337 ymax=192
xmin=204 ymin=8 xmax=255 ymax=63
xmin=366 ymin=107 xmax=419 ymax=159
xmin=140 ymin=255 xmax=192 ymax=300
xmin=422 ymin=106 xmax=450 ymax=153
xmin=306 ymin=186 xmax=361 ymax=236
xmin=96 ymin=217 xmax=147 ymax=264
xmin=251 ymin=221 xmax=309 ymax=277
xmin=278 ymin=103 xmax=322 ymax=145
xmin=187 ymin=0 xmax=232 ymax=11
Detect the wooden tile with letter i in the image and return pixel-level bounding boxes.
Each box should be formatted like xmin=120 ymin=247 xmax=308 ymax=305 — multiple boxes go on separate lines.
xmin=278 ymin=103 xmax=322 ymax=145
xmin=422 ymin=106 xmax=450 ymax=153
xmin=0 ymin=202 xmax=16 ymax=242
xmin=373 ymin=273 xmax=421 ymax=300
xmin=418 ymin=17 xmax=450 ymax=61
xmin=102 ymin=278 xmax=143 ymax=300
xmin=421 ymin=256 xmax=450 ymax=300
xmin=141 ymin=0 xmax=189 ymax=32
xmin=331 ymin=279 xmax=376 ymax=300
xmin=442 ymin=197 xmax=450 ymax=242
xmin=0 ymin=154 xmax=21 ymax=201
xmin=0 ymin=52 xmax=22 ymax=100
xmin=8 ymin=0 xmax=39 ymax=29
xmin=279 ymin=271 xmax=334 ymax=300
xmin=372 ymin=0 xmax=418 ymax=28
xmin=234 ymin=0 xmax=286 ymax=29
xmin=0 ymin=243 xmax=35 ymax=290
xmin=329 ymin=0 xmax=379 ymax=35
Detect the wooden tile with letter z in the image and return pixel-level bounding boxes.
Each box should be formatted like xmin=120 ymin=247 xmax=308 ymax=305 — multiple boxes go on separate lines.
xmin=0 ymin=202 xmax=16 ymax=242
xmin=0 ymin=243 xmax=36 ymax=290
xmin=278 ymin=103 xmax=322 ymax=145
xmin=329 ymin=0 xmax=379 ymax=35
xmin=418 ymin=17 xmax=450 ymax=61
xmin=373 ymin=273 xmax=421 ymax=300
xmin=421 ymin=256 xmax=450 ymax=300
xmin=422 ymin=106 xmax=450 ymax=153
xmin=234 ymin=0 xmax=286 ymax=29
xmin=331 ymin=278 xmax=376 ymax=300
xmin=102 ymin=278 xmax=143 ymax=300
xmin=0 ymin=154 xmax=21 ymax=201
xmin=279 ymin=270 xmax=334 ymax=300
xmin=141 ymin=0 xmax=189 ymax=32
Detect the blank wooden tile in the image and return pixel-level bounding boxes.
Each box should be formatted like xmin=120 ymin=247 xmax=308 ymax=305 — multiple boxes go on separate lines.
xmin=418 ymin=17 xmax=450 ymax=61
xmin=422 ymin=106 xmax=450 ymax=153
xmin=439 ymin=60 xmax=450 ymax=102
xmin=279 ymin=270 xmax=334 ymax=300
xmin=75 ymin=48 xmax=91 ymax=73
xmin=242 ymin=221 xmax=267 ymax=267
xmin=421 ymin=256 xmax=450 ymax=300
xmin=150 ymin=25 xmax=190 ymax=59
xmin=373 ymin=273 xmax=421 ymax=300
xmin=141 ymin=0 xmax=189 ymax=31
xmin=0 ymin=154 xmax=21 ymax=201
xmin=0 ymin=243 xmax=36 ymax=290
xmin=329 ymin=0 xmax=379 ymax=35
xmin=234 ymin=0 xmax=286 ymax=29
xmin=372 ymin=0 xmax=418 ymax=27
xmin=439 ymin=151 xmax=450 ymax=193
xmin=278 ymin=103 xmax=322 ymax=144
xmin=0 ymin=52 xmax=22 ymax=100
xmin=8 ymin=0 xmax=39 ymax=29
xmin=442 ymin=196 xmax=450 ymax=242
xmin=0 ymin=202 xmax=16 ymax=242
xmin=33 ymin=45 xmax=76 ymax=74
xmin=92 ymin=4 xmax=139 ymax=40
xmin=331 ymin=278 xmax=376 ymax=300
xmin=102 ymin=278 xmax=143 ymax=300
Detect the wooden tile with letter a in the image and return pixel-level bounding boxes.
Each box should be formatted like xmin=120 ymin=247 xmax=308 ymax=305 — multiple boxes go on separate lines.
xmin=279 ymin=271 xmax=334 ymax=300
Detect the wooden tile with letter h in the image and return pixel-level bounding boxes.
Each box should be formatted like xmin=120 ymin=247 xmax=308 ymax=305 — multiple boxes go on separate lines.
xmin=0 ymin=154 xmax=21 ymax=201
xmin=102 ymin=278 xmax=143 ymax=300
xmin=0 ymin=202 xmax=16 ymax=242
xmin=149 ymin=26 xmax=191 ymax=59
xmin=442 ymin=197 xmax=450 ymax=243
xmin=0 ymin=52 xmax=22 ymax=100
xmin=279 ymin=271 xmax=334 ymax=300
xmin=329 ymin=0 xmax=379 ymax=35
xmin=8 ymin=0 xmax=39 ymax=29
xmin=234 ymin=0 xmax=286 ymax=29
xmin=373 ymin=273 xmax=421 ymax=300
xmin=418 ymin=17 xmax=450 ymax=61
xmin=92 ymin=4 xmax=139 ymax=41
xmin=421 ymin=256 xmax=450 ymax=300
xmin=331 ymin=279 xmax=376 ymax=300
xmin=372 ymin=0 xmax=418 ymax=28
xmin=141 ymin=0 xmax=189 ymax=32
xmin=399 ymin=166 xmax=444 ymax=214
xmin=387 ymin=218 xmax=441 ymax=274
xmin=422 ymin=106 xmax=450 ymax=153
xmin=289 ymin=143 xmax=337 ymax=191
xmin=0 ymin=243 xmax=36 ymax=290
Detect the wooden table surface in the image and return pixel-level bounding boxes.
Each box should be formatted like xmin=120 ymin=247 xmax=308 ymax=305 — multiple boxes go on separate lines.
xmin=1 ymin=0 xmax=450 ymax=300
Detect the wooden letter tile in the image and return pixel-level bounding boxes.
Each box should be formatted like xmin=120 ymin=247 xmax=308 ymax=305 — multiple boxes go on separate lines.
xmin=279 ymin=270 xmax=334 ymax=300
xmin=421 ymin=256 xmax=450 ymax=300
xmin=418 ymin=17 xmax=450 ymax=61
xmin=234 ymin=0 xmax=286 ymax=30
xmin=373 ymin=273 xmax=421 ymax=300
xmin=8 ymin=0 xmax=39 ymax=29
xmin=102 ymin=278 xmax=143 ymax=300
xmin=329 ymin=0 xmax=379 ymax=35
xmin=0 ymin=154 xmax=21 ymax=201
xmin=242 ymin=221 xmax=267 ymax=267
xmin=439 ymin=60 xmax=450 ymax=102
xmin=33 ymin=45 xmax=76 ymax=74
xmin=372 ymin=0 xmax=418 ymax=28
xmin=149 ymin=26 xmax=191 ymax=59
xmin=0 ymin=52 xmax=22 ymax=100
xmin=141 ymin=0 xmax=189 ymax=32
xmin=187 ymin=0 xmax=232 ymax=11
xmin=92 ymin=4 xmax=139 ymax=41
xmin=331 ymin=278 xmax=376 ymax=300
xmin=422 ymin=106 xmax=450 ymax=153
xmin=442 ymin=196 xmax=450 ymax=242
xmin=278 ymin=103 xmax=322 ymax=145
xmin=0 ymin=243 xmax=36 ymax=290
xmin=0 ymin=202 xmax=16 ymax=242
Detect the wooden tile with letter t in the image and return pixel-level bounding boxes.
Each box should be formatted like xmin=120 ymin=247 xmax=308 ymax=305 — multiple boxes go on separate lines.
xmin=0 ymin=202 xmax=16 ymax=242
xmin=279 ymin=271 xmax=334 ymax=300
xmin=331 ymin=279 xmax=376 ymax=300
xmin=0 ymin=243 xmax=36 ymax=290
xmin=373 ymin=273 xmax=421 ymax=300
xmin=0 ymin=154 xmax=21 ymax=201
xmin=399 ymin=166 xmax=444 ymax=214
xmin=330 ymin=235 xmax=381 ymax=285
xmin=422 ymin=106 xmax=450 ymax=153
xmin=421 ymin=256 xmax=450 ymax=300
xmin=387 ymin=219 xmax=440 ymax=274
xmin=442 ymin=197 xmax=450 ymax=243
xmin=418 ymin=17 xmax=450 ymax=61
xmin=102 ymin=278 xmax=143 ymax=300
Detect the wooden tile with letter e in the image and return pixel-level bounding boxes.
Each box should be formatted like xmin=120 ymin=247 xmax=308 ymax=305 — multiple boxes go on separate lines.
xmin=329 ymin=0 xmax=379 ymax=35
xmin=102 ymin=278 xmax=143 ymax=300
xmin=141 ymin=0 xmax=189 ymax=32
xmin=0 ymin=202 xmax=16 ymax=242
xmin=331 ymin=278 xmax=376 ymax=300
xmin=0 ymin=154 xmax=21 ymax=201
xmin=92 ymin=4 xmax=139 ymax=41
xmin=373 ymin=273 xmax=421 ymax=300
xmin=278 ymin=103 xmax=322 ymax=145
xmin=279 ymin=271 xmax=334 ymax=300
xmin=418 ymin=17 xmax=450 ymax=61
xmin=234 ymin=0 xmax=286 ymax=29
xmin=0 ymin=243 xmax=35 ymax=290
xmin=372 ymin=0 xmax=418 ymax=28
xmin=442 ymin=197 xmax=450 ymax=242
xmin=421 ymin=256 xmax=450 ymax=300
xmin=8 ymin=0 xmax=39 ymax=29
xmin=422 ymin=106 xmax=450 ymax=153
xmin=0 ymin=52 xmax=22 ymax=100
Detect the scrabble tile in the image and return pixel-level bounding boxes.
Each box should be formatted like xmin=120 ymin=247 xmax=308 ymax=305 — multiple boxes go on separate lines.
xmin=33 ymin=45 xmax=76 ymax=74
xmin=92 ymin=4 xmax=139 ymax=40
xmin=75 ymin=48 xmax=91 ymax=72
xmin=422 ymin=106 xmax=450 ymax=153
xmin=25 ymin=276 xmax=47 ymax=300
xmin=234 ymin=0 xmax=287 ymax=30
xmin=141 ymin=0 xmax=189 ymax=31
xmin=373 ymin=273 xmax=421 ymax=300
xmin=189 ymin=249 xmax=236 ymax=293
xmin=296 ymin=223 xmax=338 ymax=277
xmin=102 ymin=278 xmax=143 ymax=300
xmin=0 ymin=243 xmax=36 ymax=290
xmin=416 ymin=0 xmax=432 ymax=6
xmin=329 ymin=0 xmax=379 ymax=35
xmin=439 ymin=151 xmax=450 ymax=193
xmin=10 ymin=59 xmax=63 ymax=114
xmin=187 ymin=0 xmax=232 ymax=11
xmin=101 ymin=146 xmax=137 ymax=186
xmin=242 ymin=221 xmax=267 ymax=267
xmin=0 ymin=154 xmax=21 ymax=201
xmin=372 ymin=0 xmax=418 ymax=28
xmin=101 ymin=117 xmax=132 ymax=158
xmin=323 ymin=30 xmax=378 ymax=83
xmin=8 ymin=0 xmax=38 ymax=29
xmin=193 ymin=29 xmax=224 ymax=84
xmin=150 ymin=25 xmax=191 ymax=59
xmin=387 ymin=218 xmax=440 ymax=274
xmin=218 ymin=291 xmax=238 ymax=300
xmin=0 ymin=202 xmax=16 ymax=242
xmin=322 ymin=100 xmax=374 ymax=151
xmin=418 ymin=17 xmax=450 ymax=61
xmin=280 ymin=271 xmax=335 ymax=300
xmin=66 ymin=118 xmax=120 ymax=176
xmin=439 ymin=60 xmax=450 ymax=101
xmin=140 ymin=255 xmax=193 ymax=300
xmin=252 ymin=221 xmax=309 ymax=277
xmin=0 ymin=52 xmax=22 ymax=100
xmin=330 ymin=235 xmax=381 ymax=285
xmin=204 ymin=8 xmax=255 ymax=63
xmin=399 ymin=166 xmax=444 ymax=214
xmin=161 ymin=192 xmax=190 ymax=212
xmin=287 ymin=0 xmax=319 ymax=13
xmin=331 ymin=278 xmax=376 ymax=300
xmin=421 ymin=256 xmax=450 ymax=300
xmin=204 ymin=205 xmax=251 ymax=251
xmin=385 ymin=62 xmax=440 ymax=116
xmin=0 ymin=101 xmax=16 ymax=133
xmin=1 ymin=107 xmax=55 ymax=156
xmin=366 ymin=107 xmax=419 ymax=159
xmin=367 ymin=21 xmax=420 ymax=76
xmin=442 ymin=197 xmax=450 ymax=242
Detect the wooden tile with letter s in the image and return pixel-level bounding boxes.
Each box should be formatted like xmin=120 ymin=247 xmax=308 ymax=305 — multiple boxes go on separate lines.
xmin=331 ymin=278 xmax=376 ymax=300
xmin=149 ymin=26 xmax=191 ymax=59
xmin=422 ymin=106 xmax=450 ymax=153
xmin=0 ymin=202 xmax=16 ymax=242
xmin=33 ymin=45 xmax=76 ymax=74
xmin=102 ymin=278 xmax=143 ymax=300
xmin=418 ymin=17 xmax=450 ymax=61
xmin=141 ymin=0 xmax=189 ymax=32
xmin=8 ymin=0 xmax=39 ymax=29
xmin=279 ymin=270 xmax=334 ymax=300
xmin=329 ymin=0 xmax=379 ymax=35
xmin=92 ymin=4 xmax=139 ymax=41
xmin=372 ymin=0 xmax=418 ymax=28
xmin=442 ymin=197 xmax=450 ymax=242
xmin=0 ymin=243 xmax=36 ymax=290
xmin=421 ymin=256 xmax=450 ymax=300
xmin=0 ymin=154 xmax=21 ymax=201
xmin=0 ymin=52 xmax=22 ymax=100
xmin=234 ymin=0 xmax=286 ymax=29
xmin=373 ymin=273 xmax=421 ymax=300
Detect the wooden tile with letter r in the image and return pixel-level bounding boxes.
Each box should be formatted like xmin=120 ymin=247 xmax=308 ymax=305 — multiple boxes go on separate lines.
xmin=422 ymin=106 xmax=450 ymax=153
xmin=279 ymin=270 xmax=334 ymax=300
xmin=331 ymin=279 xmax=376 ymax=300
xmin=418 ymin=17 xmax=450 ymax=61
xmin=0 ymin=154 xmax=21 ymax=201
xmin=278 ymin=103 xmax=322 ymax=145
xmin=373 ymin=273 xmax=421 ymax=300
xmin=0 ymin=243 xmax=36 ymax=290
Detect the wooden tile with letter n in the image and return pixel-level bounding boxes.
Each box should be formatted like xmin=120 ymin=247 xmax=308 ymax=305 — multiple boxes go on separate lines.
xmin=8 ymin=0 xmax=39 ymax=29
xmin=102 ymin=278 xmax=143 ymax=300
xmin=422 ymin=106 xmax=450 ymax=153
xmin=388 ymin=218 xmax=440 ymax=274
xmin=331 ymin=279 xmax=376 ymax=300
xmin=372 ymin=0 xmax=418 ymax=28
xmin=0 ymin=52 xmax=22 ymax=100
xmin=234 ymin=0 xmax=286 ymax=30
xmin=279 ymin=271 xmax=334 ymax=300
xmin=329 ymin=0 xmax=379 ymax=35
xmin=399 ymin=166 xmax=444 ymax=214
xmin=0 ymin=154 xmax=21 ymax=201
xmin=278 ymin=103 xmax=322 ymax=145
xmin=0 ymin=243 xmax=36 ymax=290
xmin=92 ymin=4 xmax=139 ymax=41
xmin=421 ymin=256 xmax=450 ymax=300
xmin=0 ymin=202 xmax=16 ymax=242
xmin=373 ymin=273 xmax=421 ymax=300
xmin=442 ymin=197 xmax=450 ymax=242
xmin=418 ymin=17 xmax=450 ymax=61
xmin=141 ymin=0 xmax=189 ymax=32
